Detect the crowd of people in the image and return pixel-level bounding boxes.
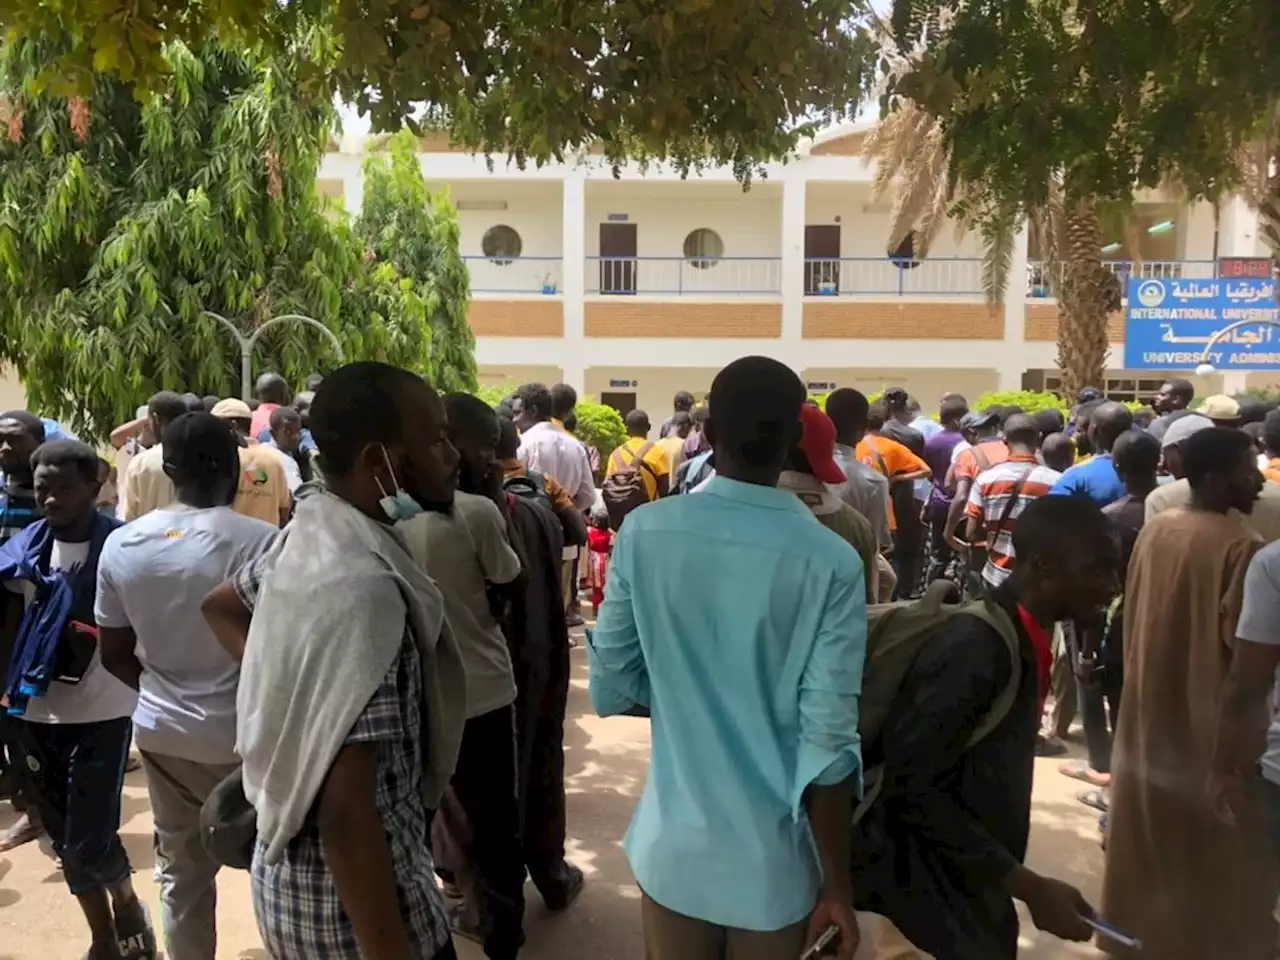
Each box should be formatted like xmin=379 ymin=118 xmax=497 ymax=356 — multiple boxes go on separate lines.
xmin=1 ymin=358 xmax=1280 ymax=960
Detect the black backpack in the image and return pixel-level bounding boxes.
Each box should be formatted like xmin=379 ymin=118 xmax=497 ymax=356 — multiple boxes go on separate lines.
xmin=503 ymin=470 xmax=554 ymax=513
xmin=602 ymin=442 xmax=657 ymax=531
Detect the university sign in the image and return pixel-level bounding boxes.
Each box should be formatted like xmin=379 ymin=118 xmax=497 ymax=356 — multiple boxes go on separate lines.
xmin=1124 ymin=278 xmax=1280 ymax=371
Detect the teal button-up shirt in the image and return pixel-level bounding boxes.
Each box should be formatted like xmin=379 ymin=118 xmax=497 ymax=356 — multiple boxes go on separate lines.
xmin=589 ymin=477 xmax=866 ymax=931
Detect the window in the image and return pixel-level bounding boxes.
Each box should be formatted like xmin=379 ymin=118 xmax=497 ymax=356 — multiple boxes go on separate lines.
xmin=482 ymin=225 xmax=523 ymax=265
xmin=888 ymin=232 xmax=920 ymax=269
xmin=683 ymin=228 xmax=724 ymax=269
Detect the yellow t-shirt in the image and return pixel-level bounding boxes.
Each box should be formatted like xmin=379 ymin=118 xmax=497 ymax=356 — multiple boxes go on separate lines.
xmin=122 ymin=444 xmax=176 ymax=521
xmin=606 ymin=437 xmax=670 ymax=501
xmin=658 ymin=435 xmax=686 ymax=475
xmin=233 ymin=444 xmax=291 ymax=527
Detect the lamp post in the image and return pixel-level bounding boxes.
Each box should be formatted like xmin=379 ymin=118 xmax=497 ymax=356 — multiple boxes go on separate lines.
xmin=202 ymin=311 xmax=344 ymax=400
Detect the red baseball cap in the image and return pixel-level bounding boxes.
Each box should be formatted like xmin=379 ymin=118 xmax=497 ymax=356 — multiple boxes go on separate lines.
xmin=799 ymin=405 xmax=847 ymax=484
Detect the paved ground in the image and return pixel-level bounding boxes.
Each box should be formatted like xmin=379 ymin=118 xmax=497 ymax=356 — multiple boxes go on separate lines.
xmin=0 ymin=647 xmax=1108 ymax=959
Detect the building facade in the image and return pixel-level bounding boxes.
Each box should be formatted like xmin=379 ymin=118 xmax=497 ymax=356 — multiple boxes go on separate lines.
xmin=320 ymin=125 xmax=1276 ymax=417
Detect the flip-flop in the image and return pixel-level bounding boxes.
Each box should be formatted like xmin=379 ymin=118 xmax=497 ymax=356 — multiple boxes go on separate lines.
xmin=1059 ymin=760 xmax=1111 ymax=787
xmin=1079 ymin=789 xmax=1109 ymax=813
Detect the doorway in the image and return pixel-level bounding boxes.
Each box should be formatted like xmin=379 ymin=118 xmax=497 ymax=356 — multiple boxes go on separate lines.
xmin=804 ymin=225 xmax=841 ymax=295
xmin=600 ymin=391 xmax=637 ymax=418
xmin=599 ymin=223 xmax=638 ymax=295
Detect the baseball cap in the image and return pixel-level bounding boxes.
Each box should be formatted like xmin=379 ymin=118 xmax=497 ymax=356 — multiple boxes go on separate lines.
xmin=960 ymin=410 xmax=999 ymax=430
xmin=799 ymin=405 xmax=847 ymax=485
xmin=1161 ymin=413 xmax=1214 ymax=449
xmin=1200 ymin=394 xmax=1241 ymax=421
xmin=210 ymin=398 xmax=253 ymax=421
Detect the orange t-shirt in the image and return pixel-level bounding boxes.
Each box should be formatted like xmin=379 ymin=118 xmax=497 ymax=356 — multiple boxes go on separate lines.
xmin=856 ymin=434 xmax=929 ymax=530
xmin=952 ymin=438 xmax=1011 ymax=484
xmin=1265 ymin=458 xmax=1280 ymax=486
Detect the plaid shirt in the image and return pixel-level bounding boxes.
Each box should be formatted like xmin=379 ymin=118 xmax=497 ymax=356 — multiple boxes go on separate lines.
xmin=237 ymin=555 xmax=453 ymax=959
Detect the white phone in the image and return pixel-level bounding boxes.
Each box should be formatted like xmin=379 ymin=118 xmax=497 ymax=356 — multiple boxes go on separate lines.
xmin=798 ymin=925 xmax=841 ymax=960
xmin=1085 ymin=917 xmax=1142 ymax=949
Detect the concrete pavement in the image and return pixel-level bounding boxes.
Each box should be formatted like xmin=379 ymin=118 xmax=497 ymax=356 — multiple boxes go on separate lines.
xmin=0 ymin=648 xmax=1107 ymax=959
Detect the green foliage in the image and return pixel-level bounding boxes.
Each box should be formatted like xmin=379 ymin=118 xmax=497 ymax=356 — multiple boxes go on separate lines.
xmin=0 ymin=37 xmax=469 ymax=440
xmin=574 ymin=400 xmax=628 ymax=461
xmin=973 ymin=391 xmax=1069 ymax=416
xmin=474 ymin=383 xmax=516 ymax=410
xmin=357 ymin=130 xmax=475 ymax=393
xmin=1 ymin=1 xmax=875 ymax=179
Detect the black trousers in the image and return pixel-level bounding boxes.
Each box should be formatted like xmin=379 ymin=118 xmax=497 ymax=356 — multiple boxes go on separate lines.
xmin=1078 ymin=668 xmax=1122 ymax=774
xmin=19 ymin=716 xmax=133 ymax=896
xmin=449 ymin=705 xmax=526 ymax=960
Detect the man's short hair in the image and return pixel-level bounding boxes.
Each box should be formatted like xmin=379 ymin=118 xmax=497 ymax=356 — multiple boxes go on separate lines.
xmin=1238 ymin=399 xmax=1270 ymax=426
xmin=1002 ymin=414 xmax=1040 ymax=448
xmin=1184 ymin=427 xmax=1254 ymax=490
xmin=147 ymin=391 xmax=189 ymax=426
xmin=255 ymin=371 xmax=290 ymax=405
xmin=708 ymin=356 xmax=805 ymax=468
xmin=30 ymin=439 xmax=100 ymax=483
xmin=443 ymin=393 xmax=500 ymax=445
xmin=1033 ymin=408 xmax=1066 ymax=437
xmin=550 ymin=383 xmax=578 ymax=420
xmin=940 ymin=396 xmax=969 ymax=424
xmin=673 ymin=391 xmax=695 ymax=412
xmin=1168 ymin=379 xmax=1195 ymax=404
xmin=1112 ymin=430 xmax=1160 ymax=477
xmin=182 ymin=392 xmax=205 ymax=413
xmin=162 ymin=413 xmax=240 ymax=485
xmin=883 ymin=387 xmax=909 ymax=413
xmin=671 ymin=411 xmax=693 ymax=430
xmin=867 ymin=403 xmax=888 ymax=431
xmin=310 ymin=362 xmax=431 ymax=476
xmin=825 ymin=389 xmax=869 ymax=438
xmin=1264 ymin=409 xmax=1280 ymax=454
xmin=515 ymin=382 xmax=553 ymax=422
xmin=1011 ymin=495 xmax=1114 ymax=569
xmin=0 ymin=411 xmax=45 ymax=443
xmin=269 ymin=406 xmax=302 ymax=432
xmin=624 ymin=409 xmax=651 ymax=437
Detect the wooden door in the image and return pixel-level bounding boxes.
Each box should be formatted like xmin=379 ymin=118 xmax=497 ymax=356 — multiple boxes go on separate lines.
xmin=804 ymin=225 xmax=841 ymax=295
xmin=599 ymin=223 xmax=638 ymax=295
xmin=600 ymin=391 xmax=637 ymax=418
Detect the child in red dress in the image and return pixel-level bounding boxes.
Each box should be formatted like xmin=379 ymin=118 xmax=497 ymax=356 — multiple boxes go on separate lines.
xmin=586 ymin=508 xmax=614 ymax=616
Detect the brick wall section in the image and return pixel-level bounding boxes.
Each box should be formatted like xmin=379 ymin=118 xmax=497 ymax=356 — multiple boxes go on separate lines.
xmin=1025 ymin=304 xmax=1126 ymax=342
xmin=584 ymin=301 xmax=782 ymax=338
xmin=802 ymin=301 xmax=1003 ymax=339
xmin=469 ymin=299 xmax=564 ymax=337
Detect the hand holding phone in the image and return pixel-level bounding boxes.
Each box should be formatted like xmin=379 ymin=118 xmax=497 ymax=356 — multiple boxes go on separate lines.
xmin=798 ymin=925 xmax=840 ymax=960
xmin=804 ymin=898 xmax=860 ymax=960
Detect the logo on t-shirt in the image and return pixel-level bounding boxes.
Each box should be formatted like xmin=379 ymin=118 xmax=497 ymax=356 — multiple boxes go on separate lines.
xmin=243 ymin=466 xmax=269 ymax=487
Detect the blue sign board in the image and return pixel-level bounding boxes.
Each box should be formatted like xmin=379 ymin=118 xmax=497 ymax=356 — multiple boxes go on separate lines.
xmin=1124 ymin=278 xmax=1280 ymax=370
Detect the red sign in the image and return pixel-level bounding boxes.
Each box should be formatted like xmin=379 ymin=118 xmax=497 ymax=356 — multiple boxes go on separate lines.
xmin=1217 ymin=257 xmax=1275 ymax=279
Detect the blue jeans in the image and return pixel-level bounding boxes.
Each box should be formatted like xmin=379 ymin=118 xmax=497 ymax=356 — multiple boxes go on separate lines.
xmin=19 ymin=716 xmax=133 ymax=895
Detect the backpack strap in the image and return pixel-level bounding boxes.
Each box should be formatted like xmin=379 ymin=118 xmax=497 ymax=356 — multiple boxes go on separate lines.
xmin=986 ymin=465 xmax=1034 ymax=548
xmin=971 ymin=442 xmax=993 ymax=474
xmin=955 ymin=601 xmax=1023 ymax=746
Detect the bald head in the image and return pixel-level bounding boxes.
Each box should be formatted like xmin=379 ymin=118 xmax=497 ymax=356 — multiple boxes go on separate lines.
xmin=1090 ymin=401 xmax=1134 ymax=454
xmin=1003 ymin=414 xmax=1040 ymax=451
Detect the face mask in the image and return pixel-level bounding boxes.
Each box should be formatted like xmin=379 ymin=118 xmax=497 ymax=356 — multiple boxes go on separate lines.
xmin=375 ymin=445 xmax=423 ymax=522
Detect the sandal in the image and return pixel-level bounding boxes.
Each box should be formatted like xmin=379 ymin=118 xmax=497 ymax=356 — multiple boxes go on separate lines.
xmin=1059 ymin=760 xmax=1111 ymax=787
xmin=1078 ymin=789 xmax=1109 ymax=813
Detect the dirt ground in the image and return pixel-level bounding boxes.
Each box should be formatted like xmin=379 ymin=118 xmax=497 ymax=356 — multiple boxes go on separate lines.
xmin=0 ymin=647 xmax=1108 ymax=959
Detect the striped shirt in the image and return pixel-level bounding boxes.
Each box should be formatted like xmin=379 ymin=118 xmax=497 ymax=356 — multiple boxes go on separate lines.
xmin=966 ymin=456 xmax=1062 ymax=586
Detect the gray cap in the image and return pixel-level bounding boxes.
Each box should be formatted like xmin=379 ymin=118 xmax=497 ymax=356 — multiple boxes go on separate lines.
xmin=1160 ymin=413 xmax=1214 ymax=449
xmin=960 ymin=410 xmax=999 ymax=430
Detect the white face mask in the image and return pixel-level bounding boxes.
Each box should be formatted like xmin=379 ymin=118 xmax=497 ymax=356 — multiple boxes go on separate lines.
xmin=375 ymin=445 xmax=423 ymax=522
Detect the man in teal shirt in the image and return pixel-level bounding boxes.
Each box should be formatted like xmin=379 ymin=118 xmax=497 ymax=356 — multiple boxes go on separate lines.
xmin=589 ymin=356 xmax=866 ymax=959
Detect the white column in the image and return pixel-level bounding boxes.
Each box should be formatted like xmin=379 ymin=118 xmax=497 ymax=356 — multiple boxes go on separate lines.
xmin=998 ymin=224 xmax=1031 ymax=390
xmin=780 ymin=175 xmax=807 ymax=357
xmin=1217 ymin=196 xmax=1262 ymax=258
xmin=561 ymin=173 xmax=587 ymax=392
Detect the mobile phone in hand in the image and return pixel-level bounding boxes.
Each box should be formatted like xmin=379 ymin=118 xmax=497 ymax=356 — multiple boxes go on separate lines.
xmin=799 ymin=925 xmax=841 ymax=960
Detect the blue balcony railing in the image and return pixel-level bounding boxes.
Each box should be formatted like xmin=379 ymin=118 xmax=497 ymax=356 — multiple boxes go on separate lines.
xmin=462 ymin=255 xmax=563 ymax=294
xmin=802 ymin=258 xmax=984 ymax=297
xmin=1026 ymin=259 xmax=1218 ymax=297
xmin=584 ymin=256 xmax=782 ymax=296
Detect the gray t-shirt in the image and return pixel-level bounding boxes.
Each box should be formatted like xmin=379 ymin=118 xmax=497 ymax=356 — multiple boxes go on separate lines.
xmin=1235 ymin=540 xmax=1280 ymax=786
xmin=95 ymin=504 xmax=279 ymax=763
xmin=400 ymin=491 xmax=522 ymax=719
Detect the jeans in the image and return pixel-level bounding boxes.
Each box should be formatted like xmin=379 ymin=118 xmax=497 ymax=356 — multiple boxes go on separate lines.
xmin=19 ymin=716 xmax=132 ymax=896
xmin=449 ymin=705 xmax=526 ymax=960
xmin=141 ymin=751 xmax=241 ymax=960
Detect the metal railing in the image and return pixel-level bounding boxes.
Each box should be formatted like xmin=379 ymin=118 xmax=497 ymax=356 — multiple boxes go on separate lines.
xmin=802 ymin=258 xmax=985 ymax=297
xmin=585 ymin=256 xmax=782 ymax=296
xmin=1026 ymin=259 xmax=1218 ymax=298
xmin=462 ymin=255 xmax=563 ymax=294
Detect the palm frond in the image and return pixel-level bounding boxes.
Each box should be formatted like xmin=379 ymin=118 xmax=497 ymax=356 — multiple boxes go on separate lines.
xmin=978 ymin=207 xmax=1020 ymax=306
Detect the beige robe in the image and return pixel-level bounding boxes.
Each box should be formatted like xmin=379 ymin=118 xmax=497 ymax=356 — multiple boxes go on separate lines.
xmin=1102 ymin=507 xmax=1276 ymax=958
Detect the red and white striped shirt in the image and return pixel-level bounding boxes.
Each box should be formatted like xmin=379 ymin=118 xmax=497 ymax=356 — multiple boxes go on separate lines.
xmin=966 ymin=454 xmax=1062 ymax=586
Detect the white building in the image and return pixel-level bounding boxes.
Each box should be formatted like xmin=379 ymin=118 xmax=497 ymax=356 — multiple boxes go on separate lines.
xmin=319 ymin=124 xmax=1277 ymax=418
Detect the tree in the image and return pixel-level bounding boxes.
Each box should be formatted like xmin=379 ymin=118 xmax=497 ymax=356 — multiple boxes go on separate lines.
xmin=875 ymin=0 xmax=1280 ymax=397
xmin=0 ymin=37 xmax=462 ymax=439
xmin=0 ymin=1 xmax=874 ymax=177
xmin=358 ymin=130 xmax=476 ymax=394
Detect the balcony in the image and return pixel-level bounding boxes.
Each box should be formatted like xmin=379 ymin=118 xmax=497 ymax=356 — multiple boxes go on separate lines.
xmin=463 ymin=256 xmax=563 ymax=295
xmin=803 ymin=258 xmax=984 ymax=297
xmin=585 ymin=257 xmax=782 ymax=296
xmin=1026 ymin=259 xmax=1217 ymax=298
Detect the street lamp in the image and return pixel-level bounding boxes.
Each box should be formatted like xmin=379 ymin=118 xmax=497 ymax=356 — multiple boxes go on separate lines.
xmin=202 ymin=311 xmax=345 ymax=400
xmin=1194 ymin=318 xmax=1280 ymax=378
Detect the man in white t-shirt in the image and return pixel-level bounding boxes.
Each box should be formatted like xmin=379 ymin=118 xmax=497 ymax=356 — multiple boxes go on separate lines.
xmin=400 ymin=393 xmax=529 ymax=957
xmin=99 ymin=413 xmax=279 ymax=960
xmin=0 ymin=440 xmax=152 ymax=959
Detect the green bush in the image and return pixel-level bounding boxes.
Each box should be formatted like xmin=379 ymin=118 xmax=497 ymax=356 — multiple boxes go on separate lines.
xmin=973 ymin=390 xmax=1070 ymax=416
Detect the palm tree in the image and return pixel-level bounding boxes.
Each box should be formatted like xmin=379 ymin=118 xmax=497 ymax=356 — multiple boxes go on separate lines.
xmin=1239 ymin=100 xmax=1280 ymax=264
xmin=862 ymin=12 xmax=1120 ymax=399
